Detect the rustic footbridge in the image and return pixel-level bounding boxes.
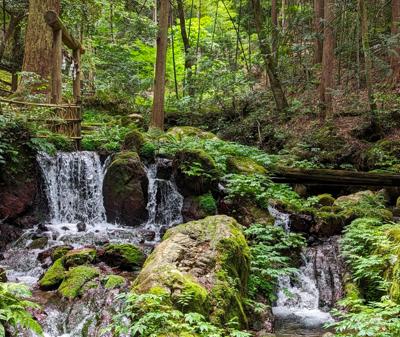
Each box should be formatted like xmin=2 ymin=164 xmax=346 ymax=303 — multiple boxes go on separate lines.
xmin=0 ymin=10 xmax=83 ymax=148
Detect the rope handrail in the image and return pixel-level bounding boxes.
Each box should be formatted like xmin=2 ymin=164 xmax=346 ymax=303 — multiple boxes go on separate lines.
xmin=0 ymin=97 xmax=80 ymax=108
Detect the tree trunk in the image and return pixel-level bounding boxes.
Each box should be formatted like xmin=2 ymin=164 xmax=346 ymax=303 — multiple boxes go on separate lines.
xmin=271 ymin=0 xmax=278 ymax=60
xmin=313 ymin=0 xmax=324 ymax=64
xmin=21 ymin=0 xmax=60 ymax=81
xmin=391 ymin=0 xmax=400 ymax=85
xmin=359 ymin=0 xmax=376 ymax=114
xmin=252 ymin=0 xmax=288 ymax=114
xmin=319 ymin=0 xmax=335 ymax=119
xmin=151 ymin=0 xmax=170 ymax=130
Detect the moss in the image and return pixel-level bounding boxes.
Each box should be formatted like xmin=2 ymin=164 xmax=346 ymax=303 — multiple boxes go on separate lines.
xmin=39 ymin=258 xmax=66 ymax=290
xmin=28 ymin=237 xmax=48 ymax=250
xmin=103 ymin=243 xmax=145 ymax=270
xmin=121 ymin=129 xmax=145 ymax=152
xmin=167 ymin=126 xmax=218 ymax=141
xmin=197 ymin=193 xmax=217 ymax=215
xmin=140 ymin=142 xmax=157 ymax=159
xmin=104 ymin=275 xmax=126 ymax=289
xmin=62 ymin=248 xmax=96 ymax=268
xmin=226 ymin=156 xmax=267 ymax=175
xmin=317 ymin=193 xmax=335 ymax=207
xmin=59 ymin=266 xmax=99 ymax=299
xmin=51 ymin=246 xmax=73 ymax=261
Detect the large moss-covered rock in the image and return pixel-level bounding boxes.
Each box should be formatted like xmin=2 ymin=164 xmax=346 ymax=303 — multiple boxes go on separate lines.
xmin=63 ymin=248 xmax=96 ymax=268
xmin=102 ymin=243 xmax=145 ymax=271
xmin=173 ymin=149 xmax=219 ymax=196
xmin=121 ymin=129 xmax=145 ymax=152
xmin=334 ymin=190 xmax=375 ymax=207
xmin=39 ymin=258 xmax=66 ymax=290
xmin=133 ymin=215 xmax=250 ymax=327
xmin=167 ymin=126 xmax=218 ymax=141
xmin=59 ymin=266 xmax=99 ymax=299
xmin=103 ymin=152 xmax=148 ymax=226
xmin=226 ymin=156 xmax=267 ymax=175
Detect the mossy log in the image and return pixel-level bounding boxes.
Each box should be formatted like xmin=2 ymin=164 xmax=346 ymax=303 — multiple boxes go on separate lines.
xmin=271 ymin=167 xmax=400 ymax=186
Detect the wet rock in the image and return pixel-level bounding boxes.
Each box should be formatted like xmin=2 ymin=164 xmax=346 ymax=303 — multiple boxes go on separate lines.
xmin=133 ymin=215 xmax=250 ymax=327
xmin=63 ymin=248 xmax=96 ymax=268
xmin=0 ymin=267 xmax=7 ymax=282
xmin=138 ymin=230 xmax=156 ymax=242
xmin=155 ymin=158 xmax=173 ymax=180
xmin=51 ymin=245 xmax=73 ymax=261
xmin=58 ymin=265 xmax=100 ymax=299
xmin=182 ymin=196 xmax=209 ymax=222
xmin=37 ymin=223 xmax=49 ymax=232
xmin=76 ymin=222 xmax=86 ymax=232
xmin=103 ymin=152 xmax=148 ymax=227
xmin=39 ymin=259 xmax=66 ymax=290
xmin=101 ymin=243 xmax=145 ymax=271
xmin=289 ymin=212 xmax=314 ymax=233
xmin=28 ymin=237 xmax=48 ymax=250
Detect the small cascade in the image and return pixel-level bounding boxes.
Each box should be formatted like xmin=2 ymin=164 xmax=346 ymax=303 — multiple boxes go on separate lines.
xmin=269 ymin=207 xmax=344 ymax=334
xmin=144 ymin=158 xmax=184 ymax=240
xmin=37 ymin=152 xmax=107 ymax=224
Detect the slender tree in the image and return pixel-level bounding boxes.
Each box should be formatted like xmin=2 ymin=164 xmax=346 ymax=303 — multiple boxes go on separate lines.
xmin=313 ymin=0 xmax=324 ymax=64
xmin=319 ymin=0 xmax=335 ymax=118
xmin=251 ymin=0 xmax=288 ymax=113
xmin=151 ymin=0 xmax=170 ymax=130
xmin=391 ymin=0 xmax=400 ymax=85
xmin=271 ymin=0 xmax=278 ymax=59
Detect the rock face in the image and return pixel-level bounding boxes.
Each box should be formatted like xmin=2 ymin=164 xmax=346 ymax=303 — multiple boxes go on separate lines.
xmin=103 ymin=152 xmax=148 ymax=226
xmin=133 ymin=215 xmax=250 ymax=327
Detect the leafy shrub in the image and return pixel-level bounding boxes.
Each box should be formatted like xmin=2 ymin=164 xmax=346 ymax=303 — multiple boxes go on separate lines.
xmin=198 ymin=193 xmax=217 ymax=214
xmin=81 ymin=125 xmax=131 ymax=151
xmin=0 ymin=282 xmax=43 ymax=336
xmin=245 ymin=224 xmax=306 ymax=301
xmin=107 ymin=292 xmax=251 ymax=337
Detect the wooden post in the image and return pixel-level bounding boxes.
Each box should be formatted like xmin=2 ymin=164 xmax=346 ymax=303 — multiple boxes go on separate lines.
xmin=51 ymin=28 xmax=62 ymax=104
xmin=73 ymin=48 xmax=81 ymax=103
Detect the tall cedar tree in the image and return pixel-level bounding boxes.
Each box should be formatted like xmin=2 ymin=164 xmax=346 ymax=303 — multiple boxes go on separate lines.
xmin=313 ymin=0 xmax=324 ymax=64
xmin=251 ymin=0 xmax=288 ymax=114
xmin=391 ymin=0 xmax=400 ymax=85
xmin=151 ymin=0 xmax=170 ymax=129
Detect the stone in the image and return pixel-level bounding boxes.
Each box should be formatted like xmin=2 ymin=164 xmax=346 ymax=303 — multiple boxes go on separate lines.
xmin=63 ymin=248 xmax=96 ymax=268
xmin=28 ymin=237 xmax=48 ymax=250
xmin=133 ymin=215 xmax=250 ymax=328
xmin=51 ymin=245 xmax=73 ymax=261
xmin=102 ymin=243 xmax=145 ymax=271
xmin=334 ymin=190 xmax=375 ymax=206
xmin=39 ymin=258 xmax=66 ymax=290
xmin=103 ymin=152 xmax=148 ymax=227
xmin=103 ymin=274 xmax=126 ymax=289
xmin=166 ymin=126 xmax=218 ymax=140
xmin=226 ymin=156 xmax=267 ymax=175
xmin=121 ymin=129 xmax=145 ymax=152
xmin=58 ymin=266 xmax=99 ymax=299
xmin=76 ymin=222 xmax=86 ymax=232
xmin=317 ymin=193 xmax=335 ymax=207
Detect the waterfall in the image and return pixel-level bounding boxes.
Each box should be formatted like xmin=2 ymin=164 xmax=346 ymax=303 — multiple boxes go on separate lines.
xmin=37 ymin=152 xmax=107 ymax=225
xmin=144 ymin=158 xmax=184 ymax=240
xmin=269 ymin=207 xmax=344 ymax=332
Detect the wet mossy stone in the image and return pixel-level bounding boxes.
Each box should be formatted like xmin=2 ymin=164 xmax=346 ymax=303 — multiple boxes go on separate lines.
xmin=121 ymin=129 xmax=145 ymax=152
xmin=103 ymin=151 xmax=148 ymax=226
xmin=226 ymin=156 xmax=267 ymax=175
xmin=103 ymin=274 xmax=126 ymax=289
xmin=103 ymin=243 xmax=145 ymax=271
xmin=317 ymin=194 xmax=335 ymax=207
xmin=51 ymin=245 xmax=73 ymax=262
xmin=173 ymin=149 xmax=219 ymax=196
xmin=58 ymin=266 xmax=99 ymax=299
xmin=28 ymin=237 xmax=48 ymax=250
xmin=133 ymin=215 xmax=250 ymax=328
xmin=62 ymin=248 xmax=96 ymax=268
xmin=39 ymin=258 xmax=66 ymax=290
xmin=167 ymin=126 xmax=218 ymax=141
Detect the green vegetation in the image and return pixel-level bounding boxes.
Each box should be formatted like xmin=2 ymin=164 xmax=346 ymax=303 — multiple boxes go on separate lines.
xmin=58 ymin=266 xmax=100 ymax=299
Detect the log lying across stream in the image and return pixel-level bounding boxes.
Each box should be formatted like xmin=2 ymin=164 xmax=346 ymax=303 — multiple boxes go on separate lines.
xmin=271 ymin=167 xmax=400 ymax=186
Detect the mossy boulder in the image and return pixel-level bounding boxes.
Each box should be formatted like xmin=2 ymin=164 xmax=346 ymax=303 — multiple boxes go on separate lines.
xmin=167 ymin=126 xmax=218 ymax=141
xmin=39 ymin=258 xmax=66 ymax=290
xmin=334 ymin=190 xmax=375 ymax=207
xmin=51 ymin=245 xmax=73 ymax=261
xmin=101 ymin=243 xmax=145 ymax=271
xmin=312 ymin=211 xmax=346 ymax=237
xmin=121 ymin=129 xmax=145 ymax=152
xmin=63 ymin=248 xmax=96 ymax=268
xmin=133 ymin=215 xmax=250 ymax=327
xmin=317 ymin=194 xmax=335 ymax=207
xmin=226 ymin=156 xmax=267 ymax=175
xmin=173 ymin=149 xmax=219 ymax=196
xmin=58 ymin=266 xmax=99 ymax=299
xmin=103 ymin=274 xmax=126 ymax=289
xmin=103 ymin=151 xmax=148 ymax=226
xmin=28 ymin=237 xmax=48 ymax=250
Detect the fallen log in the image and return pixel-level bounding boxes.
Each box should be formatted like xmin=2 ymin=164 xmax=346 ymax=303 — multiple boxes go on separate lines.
xmin=271 ymin=167 xmax=400 ymax=186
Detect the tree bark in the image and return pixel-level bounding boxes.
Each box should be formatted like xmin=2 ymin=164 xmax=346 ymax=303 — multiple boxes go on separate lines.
xmin=21 ymin=0 xmax=60 ymax=80
xmin=251 ymin=0 xmax=288 ymax=114
xmin=313 ymin=0 xmax=324 ymax=64
xmin=359 ymin=0 xmax=376 ymax=114
xmin=391 ymin=0 xmax=400 ymax=85
xmin=151 ymin=0 xmax=170 ymax=130
xmin=319 ymin=0 xmax=335 ymax=119
xmin=271 ymin=0 xmax=278 ymax=60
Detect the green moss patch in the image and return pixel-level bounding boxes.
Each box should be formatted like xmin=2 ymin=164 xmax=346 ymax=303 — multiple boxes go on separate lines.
xmin=103 ymin=243 xmax=145 ymax=270
xmin=226 ymin=156 xmax=267 ymax=175
xmin=63 ymin=248 xmax=96 ymax=268
xmin=59 ymin=266 xmax=99 ymax=299
xmin=39 ymin=258 xmax=66 ymax=290
xmin=104 ymin=275 xmax=126 ymax=289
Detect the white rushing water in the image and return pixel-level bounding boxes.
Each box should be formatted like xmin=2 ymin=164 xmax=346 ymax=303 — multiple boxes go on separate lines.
xmin=1 ymin=152 xmax=184 ymax=337
xmin=270 ymin=207 xmax=335 ymax=330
